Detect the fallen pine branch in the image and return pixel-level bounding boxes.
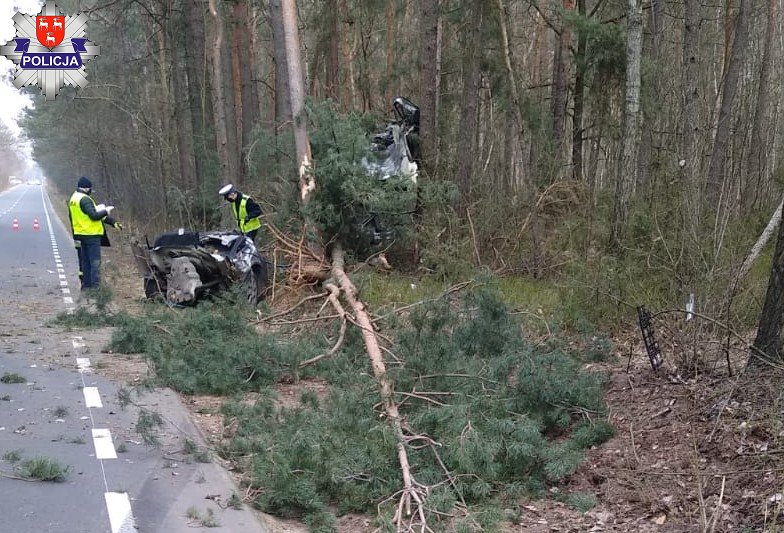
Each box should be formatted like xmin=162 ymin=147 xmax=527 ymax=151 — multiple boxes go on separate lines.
xmin=331 ymin=243 xmax=432 ymax=532
xmin=299 ymin=283 xmax=347 ymax=367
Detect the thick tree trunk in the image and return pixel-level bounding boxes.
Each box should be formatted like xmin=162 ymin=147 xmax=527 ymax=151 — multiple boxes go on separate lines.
xmin=269 ymin=0 xmax=292 ymax=129
xmin=748 ymin=0 xmax=776 ymax=210
xmin=706 ymin=0 xmax=750 ymax=202
xmin=455 ymin=4 xmax=483 ymax=209
xmin=231 ymin=0 xmax=258 ymax=185
xmin=496 ymin=0 xmax=525 ymax=186
xmin=281 ymin=0 xmax=314 ymax=203
xmin=551 ymin=0 xmax=574 ymax=154
xmin=611 ymin=0 xmax=643 ymax=247
xmin=325 ymin=0 xmax=340 ymax=101
xmin=419 ymin=0 xmax=439 ymax=175
xmin=208 ymin=0 xmax=237 ymax=187
xmin=170 ymin=16 xmax=196 ymax=202
xmin=680 ymin=0 xmax=701 ymax=268
xmin=185 ymin=0 xmax=215 ymax=227
xmin=752 ymin=206 xmax=784 ymax=365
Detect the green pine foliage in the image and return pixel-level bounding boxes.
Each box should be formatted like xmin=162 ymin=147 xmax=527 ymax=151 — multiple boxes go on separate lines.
xmin=110 ymin=297 xmax=321 ymax=395
xmin=109 ymin=280 xmax=613 ymax=529
xmin=108 ymin=312 xmax=152 ymax=353
xmin=216 ymin=285 xmax=613 ymax=529
xmin=304 ymin=101 xmax=418 ymax=256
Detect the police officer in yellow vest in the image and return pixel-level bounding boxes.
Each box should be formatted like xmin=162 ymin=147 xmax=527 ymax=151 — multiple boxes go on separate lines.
xmin=68 ymin=177 xmax=122 ymax=289
xmin=219 ymin=184 xmax=262 ymax=241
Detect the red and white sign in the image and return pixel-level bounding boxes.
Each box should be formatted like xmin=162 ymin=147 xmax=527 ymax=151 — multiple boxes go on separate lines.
xmin=36 ymin=16 xmax=65 ymax=48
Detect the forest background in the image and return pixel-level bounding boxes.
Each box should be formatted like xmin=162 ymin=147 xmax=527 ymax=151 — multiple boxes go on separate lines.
xmin=3 ymin=0 xmax=784 ymax=531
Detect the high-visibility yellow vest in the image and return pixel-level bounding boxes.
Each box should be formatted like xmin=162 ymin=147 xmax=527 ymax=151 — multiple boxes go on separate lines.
xmin=234 ymin=195 xmax=261 ymax=233
xmin=69 ymin=191 xmax=104 ymax=236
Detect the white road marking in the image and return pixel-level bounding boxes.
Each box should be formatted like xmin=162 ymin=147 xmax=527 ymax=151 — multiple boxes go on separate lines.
xmin=83 ymin=386 xmax=103 ymax=408
xmin=40 ymin=190 xmax=138 ymax=530
xmin=92 ymin=428 xmax=117 ymax=459
xmin=105 ymin=492 xmax=136 ymax=533
xmin=76 ymin=357 xmax=91 ymax=373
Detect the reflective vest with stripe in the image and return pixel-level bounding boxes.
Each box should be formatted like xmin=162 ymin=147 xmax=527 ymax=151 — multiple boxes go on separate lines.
xmin=69 ymin=191 xmax=104 ymax=236
xmin=234 ymin=195 xmax=261 ymax=233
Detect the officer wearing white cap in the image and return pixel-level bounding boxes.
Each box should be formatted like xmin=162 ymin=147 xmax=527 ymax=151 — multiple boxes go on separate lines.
xmin=219 ymin=184 xmax=262 ymax=241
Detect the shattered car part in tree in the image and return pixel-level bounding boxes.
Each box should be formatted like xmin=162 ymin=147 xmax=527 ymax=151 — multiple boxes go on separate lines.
xmin=131 ymin=230 xmax=269 ymax=305
xmin=357 ymin=96 xmax=420 ymax=246
xmin=362 ymin=96 xmax=420 ymax=181
xmin=637 ymin=305 xmax=663 ymax=370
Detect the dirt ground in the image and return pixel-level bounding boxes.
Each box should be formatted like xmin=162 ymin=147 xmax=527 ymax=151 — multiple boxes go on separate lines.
xmin=96 ymin=240 xmax=784 ymax=532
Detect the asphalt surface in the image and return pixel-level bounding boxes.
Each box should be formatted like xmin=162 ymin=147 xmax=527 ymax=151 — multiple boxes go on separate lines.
xmin=0 ymin=184 xmax=269 ymax=532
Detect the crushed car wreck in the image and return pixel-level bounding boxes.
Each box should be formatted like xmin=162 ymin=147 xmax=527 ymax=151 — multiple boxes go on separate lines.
xmin=354 ymin=96 xmax=420 ymax=247
xmin=131 ymin=230 xmax=268 ymax=305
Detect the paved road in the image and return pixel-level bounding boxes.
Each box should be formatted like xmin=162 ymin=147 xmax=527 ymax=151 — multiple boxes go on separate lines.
xmin=0 ymin=184 xmax=269 ymax=533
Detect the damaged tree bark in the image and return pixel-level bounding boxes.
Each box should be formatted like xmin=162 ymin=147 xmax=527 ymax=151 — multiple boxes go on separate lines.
xmin=330 ymin=243 xmax=429 ymax=531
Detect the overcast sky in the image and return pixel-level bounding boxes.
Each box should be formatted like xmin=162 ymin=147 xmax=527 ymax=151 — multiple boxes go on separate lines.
xmin=1 ymin=1 xmax=43 ymax=137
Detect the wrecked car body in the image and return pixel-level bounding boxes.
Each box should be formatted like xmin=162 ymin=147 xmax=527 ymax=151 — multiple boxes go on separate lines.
xmin=131 ymin=230 xmax=268 ymax=305
xmin=356 ymin=96 xmax=420 ymax=246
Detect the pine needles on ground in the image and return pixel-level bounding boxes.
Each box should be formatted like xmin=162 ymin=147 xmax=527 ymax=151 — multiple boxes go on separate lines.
xmin=110 ymin=297 xmax=315 ymax=394
xmin=224 ymin=286 xmax=614 ymax=529
xmin=110 ymin=281 xmax=614 ymax=530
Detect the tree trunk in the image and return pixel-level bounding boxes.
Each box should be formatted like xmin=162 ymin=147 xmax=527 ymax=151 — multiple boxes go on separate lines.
xmin=455 ymin=4 xmax=483 ymax=210
xmin=571 ymin=0 xmax=587 ymax=182
xmin=679 ymin=0 xmax=701 ymax=275
xmin=748 ymin=0 xmax=776 ymax=210
xmin=281 ymin=0 xmax=314 ymax=203
xmin=330 ymin=243 xmax=427 ymax=530
xmin=269 ymin=0 xmax=292 ymax=129
xmin=737 ymin=198 xmax=783 ymax=284
xmin=170 ymin=14 xmax=196 ymax=203
xmin=706 ymin=0 xmax=750 ymax=202
xmin=231 ymin=0 xmax=258 ymax=185
xmin=208 ymin=0 xmax=237 ymax=187
xmin=751 ymin=206 xmax=784 ymax=364
xmin=496 ymin=0 xmax=526 ymax=184
xmin=419 ymin=0 xmax=439 ymax=175
xmin=325 ymin=0 xmax=340 ymax=101
xmin=551 ymin=0 xmax=574 ymax=154
xmin=185 ymin=0 xmax=215 ymax=227
xmin=611 ymin=0 xmax=643 ymax=247
xmin=384 ymin=0 xmax=396 ymax=103
xmin=651 ymin=0 xmax=664 ymax=52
